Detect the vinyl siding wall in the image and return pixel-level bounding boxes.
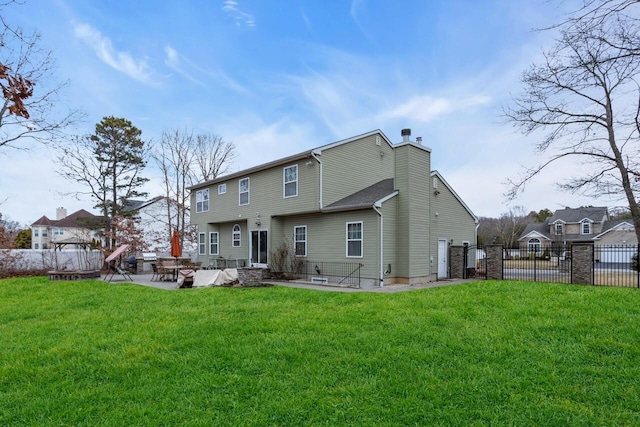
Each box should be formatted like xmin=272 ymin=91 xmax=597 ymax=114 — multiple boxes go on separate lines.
xmin=394 ymin=144 xmax=431 ymax=281
xmin=321 ymin=134 xmax=395 ymax=206
xmin=429 ymin=175 xmax=477 ymax=270
xmin=277 ymin=210 xmax=381 ymax=280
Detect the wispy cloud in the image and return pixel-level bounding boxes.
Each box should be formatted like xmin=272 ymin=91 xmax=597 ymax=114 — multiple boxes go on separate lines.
xmin=378 ymin=94 xmax=492 ymax=123
xmin=163 ymin=45 xmax=248 ymax=94
xmin=350 ymin=0 xmax=374 ymax=43
xmin=164 ymin=45 xmax=205 ymax=86
xmin=222 ymin=1 xmax=256 ymax=27
xmin=73 ymin=23 xmax=154 ymax=84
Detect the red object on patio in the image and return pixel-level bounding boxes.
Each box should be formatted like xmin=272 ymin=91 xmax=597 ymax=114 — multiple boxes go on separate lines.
xmin=170 ymin=230 xmax=182 ymax=258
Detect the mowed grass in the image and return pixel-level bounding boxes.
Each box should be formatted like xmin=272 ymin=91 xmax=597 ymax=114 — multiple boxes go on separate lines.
xmin=2 ymin=278 xmax=640 ymax=426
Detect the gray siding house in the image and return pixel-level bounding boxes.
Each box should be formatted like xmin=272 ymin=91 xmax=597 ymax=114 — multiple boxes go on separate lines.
xmin=189 ymin=129 xmax=478 ymax=288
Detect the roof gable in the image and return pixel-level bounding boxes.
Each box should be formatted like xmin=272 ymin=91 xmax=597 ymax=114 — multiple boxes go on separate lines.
xmin=549 ymin=206 xmax=608 ymax=223
xmin=431 ymin=171 xmax=478 ymax=223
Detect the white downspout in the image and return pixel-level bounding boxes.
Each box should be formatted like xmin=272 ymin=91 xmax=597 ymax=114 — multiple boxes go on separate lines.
xmin=311 ymin=151 xmax=323 ymax=209
xmin=373 ymin=205 xmax=384 ymax=287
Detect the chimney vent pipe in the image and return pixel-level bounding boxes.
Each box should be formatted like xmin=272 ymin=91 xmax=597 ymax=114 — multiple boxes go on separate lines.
xmin=401 ymin=128 xmax=411 ymax=142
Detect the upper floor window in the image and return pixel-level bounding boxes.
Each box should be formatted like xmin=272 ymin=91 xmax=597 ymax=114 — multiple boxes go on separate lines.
xmin=284 ymin=165 xmax=298 ymax=198
xmin=218 ymin=183 xmax=226 ymax=195
xmin=196 ymin=189 xmax=209 ymax=213
xmin=239 ymin=178 xmax=249 ymax=206
xmin=581 ymin=220 xmax=591 ymax=234
xmin=34 ymin=229 xmax=39 ymax=237
xmin=232 ymin=224 xmax=241 ymax=247
xmin=294 ymin=225 xmax=307 ymax=257
xmin=54 ymin=228 xmax=64 ymax=236
xmin=346 ymin=221 xmax=363 ymax=258
xmin=42 ymin=229 xmax=48 ymax=237
xmin=209 ymin=232 xmax=219 ymax=255
xmin=555 ymin=223 xmax=563 ymax=235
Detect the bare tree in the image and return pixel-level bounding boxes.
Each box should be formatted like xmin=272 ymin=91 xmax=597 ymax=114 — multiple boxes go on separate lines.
xmin=152 ymin=129 xmax=195 ymax=249
xmin=152 ymin=128 xmax=236 ymax=248
xmin=505 ymin=1 xmax=640 ymax=241
xmin=192 ymin=132 xmax=237 ymax=182
xmin=495 ymin=206 xmax=532 ymax=249
xmin=0 ymin=1 xmax=82 ymax=150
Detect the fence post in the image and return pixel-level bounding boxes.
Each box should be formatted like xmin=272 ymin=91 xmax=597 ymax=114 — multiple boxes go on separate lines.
xmin=449 ymin=246 xmax=465 ymax=279
xmin=485 ymin=244 xmax=503 ymax=280
xmin=570 ymin=242 xmax=594 ymax=285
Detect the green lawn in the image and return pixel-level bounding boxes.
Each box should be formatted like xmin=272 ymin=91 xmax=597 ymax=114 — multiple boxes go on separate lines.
xmin=2 ymin=278 xmax=640 ymax=426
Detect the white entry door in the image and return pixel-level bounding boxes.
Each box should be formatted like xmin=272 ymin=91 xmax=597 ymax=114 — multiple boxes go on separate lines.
xmin=438 ymin=239 xmax=448 ymax=279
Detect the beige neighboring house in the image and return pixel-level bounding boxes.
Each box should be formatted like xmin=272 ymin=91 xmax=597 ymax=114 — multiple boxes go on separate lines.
xmin=189 ymin=128 xmax=479 ymax=288
xmin=518 ymin=206 xmax=637 ymax=262
xmin=31 ymin=208 xmax=103 ymax=250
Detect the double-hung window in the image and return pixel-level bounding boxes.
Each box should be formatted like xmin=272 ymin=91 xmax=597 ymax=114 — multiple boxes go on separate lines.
xmin=284 ymin=165 xmax=298 ymax=198
xmin=198 ymin=232 xmax=206 ymax=255
xmin=196 ymin=189 xmax=209 ymax=213
xmin=555 ymin=223 xmax=563 ymax=235
xmin=581 ymin=220 xmax=591 ymax=234
xmin=232 ymin=224 xmax=241 ymax=247
xmin=218 ymin=183 xmax=226 ymax=195
xmin=294 ymin=225 xmax=307 ymax=257
xmin=239 ymin=178 xmax=249 ymax=206
xmin=34 ymin=229 xmax=39 ymax=237
xmin=209 ymin=232 xmax=219 ymax=255
xmin=346 ymin=221 xmax=363 ymax=257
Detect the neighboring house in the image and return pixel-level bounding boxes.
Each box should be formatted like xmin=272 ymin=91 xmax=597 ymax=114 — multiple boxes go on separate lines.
xmin=123 ymin=196 xmax=196 ymax=253
xmin=31 ymin=208 xmax=102 ymax=250
xmin=188 ymin=129 xmax=478 ymax=288
xmin=518 ymin=207 xmax=637 ymax=260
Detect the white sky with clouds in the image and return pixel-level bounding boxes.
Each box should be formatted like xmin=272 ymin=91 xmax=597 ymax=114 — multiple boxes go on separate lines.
xmin=0 ymin=0 xmax=622 ymax=226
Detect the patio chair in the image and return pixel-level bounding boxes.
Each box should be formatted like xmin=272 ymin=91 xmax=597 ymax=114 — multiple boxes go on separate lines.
xmin=150 ymin=263 xmax=161 ymax=281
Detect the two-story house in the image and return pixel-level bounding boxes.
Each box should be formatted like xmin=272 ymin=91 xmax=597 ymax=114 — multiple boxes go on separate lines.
xmin=31 ymin=208 xmax=102 ymax=250
xmin=519 ymin=206 xmax=637 ymax=260
xmin=188 ymin=129 xmax=478 ymax=288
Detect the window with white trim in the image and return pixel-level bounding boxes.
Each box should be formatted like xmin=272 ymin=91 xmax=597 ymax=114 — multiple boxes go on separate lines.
xmin=42 ymin=229 xmax=48 ymax=237
xmin=581 ymin=220 xmax=591 ymax=234
xmin=239 ymin=178 xmax=249 ymax=206
xmin=218 ymin=183 xmax=226 ymax=195
xmin=34 ymin=243 xmax=39 ymax=249
xmin=54 ymin=228 xmax=63 ymax=236
xmin=209 ymin=232 xmax=219 ymax=255
xmin=528 ymin=238 xmax=541 ymax=253
xmin=198 ymin=232 xmax=206 ymax=255
xmin=555 ymin=223 xmax=563 ymax=235
xmin=232 ymin=224 xmax=241 ymax=247
xmin=34 ymin=229 xmax=39 ymax=237
xmin=196 ymin=189 xmax=209 ymax=213
xmin=294 ymin=225 xmax=307 ymax=257
xmin=346 ymin=221 xmax=363 ymax=257
xmin=284 ymin=165 xmax=298 ymax=198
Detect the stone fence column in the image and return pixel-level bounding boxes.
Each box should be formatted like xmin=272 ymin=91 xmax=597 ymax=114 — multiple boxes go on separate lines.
xmin=571 ymin=242 xmax=594 ymax=285
xmin=449 ymin=246 xmax=465 ymax=279
xmin=485 ymin=244 xmax=503 ymax=280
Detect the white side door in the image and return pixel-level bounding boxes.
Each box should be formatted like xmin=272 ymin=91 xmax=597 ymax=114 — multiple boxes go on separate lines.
xmin=438 ymin=239 xmax=448 ymax=279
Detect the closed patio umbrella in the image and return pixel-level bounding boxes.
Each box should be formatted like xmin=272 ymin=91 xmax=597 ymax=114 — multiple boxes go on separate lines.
xmin=170 ymin=230 xmax=182 ymax=259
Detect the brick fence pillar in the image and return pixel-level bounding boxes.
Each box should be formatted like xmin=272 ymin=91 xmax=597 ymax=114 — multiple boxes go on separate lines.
xmin=449 ymin=246 xmax=464 ymax=279
xmin=485 ymin=244 xmax=503 ymax=280
xmin=571 ymin=242 xmax=594 ymax=285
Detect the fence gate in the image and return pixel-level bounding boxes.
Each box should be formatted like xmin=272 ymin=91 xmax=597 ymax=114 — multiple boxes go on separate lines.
xmin=463 ymin=245 xmax=487 ymax=279
xmin=502 ymin=244 xmax=571 ymax=284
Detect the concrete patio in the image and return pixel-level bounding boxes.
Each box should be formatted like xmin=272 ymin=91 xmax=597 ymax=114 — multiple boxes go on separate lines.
xmin=100 ymin=272 xmax=475 ymax=293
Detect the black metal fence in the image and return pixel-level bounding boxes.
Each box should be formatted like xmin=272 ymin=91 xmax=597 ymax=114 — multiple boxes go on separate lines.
xmin=499 ymin=244 xmax=640 ymax=288
xmin=503 ymin=244 xmax=571 ymax=284
xmin=594 ymin=244 xmax=640 ymax=288
xmin=281 ymin=260 xmax=364 ymax=288
xmin=463 ymin=245 xmax=487 ymax=279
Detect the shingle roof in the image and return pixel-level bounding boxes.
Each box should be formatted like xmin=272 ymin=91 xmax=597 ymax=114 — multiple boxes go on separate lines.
xmin=323 ymin=178 xmax=396 ymax=212
xmin=548 ymin=206 xmax=608 ymax=223
xmin=31 ymin=209 xmax=101 ymax=228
